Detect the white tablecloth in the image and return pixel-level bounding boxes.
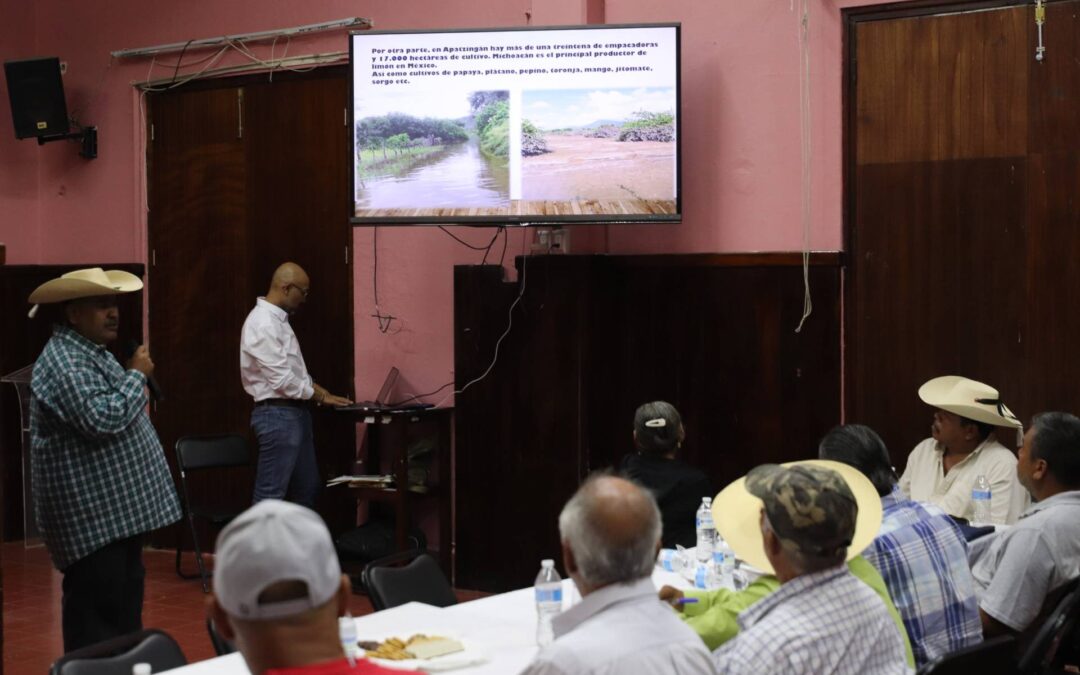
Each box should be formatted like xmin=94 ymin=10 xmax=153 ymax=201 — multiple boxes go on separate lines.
xmin=159 ymin=569 xmax=692 ymax=674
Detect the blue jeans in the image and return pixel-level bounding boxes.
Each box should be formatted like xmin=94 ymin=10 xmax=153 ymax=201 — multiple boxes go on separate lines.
xmin=251 ymin=406 xmax=318 ymax=508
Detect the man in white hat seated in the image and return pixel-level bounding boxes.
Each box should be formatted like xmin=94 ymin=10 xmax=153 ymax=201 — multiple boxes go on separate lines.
xmin=712 ymin=463 xmax=910 ymax=674
xmin=899 ymin=375 xmax=1028 ymax=525
xmin=819 ymin=425 xmax=981 ymax=667
xmin=970 ymin=412 xmax=1080 ymax=637
xmin=520 ymin=474 xmax=716 ymax=675
xmin=27 ymin=268 xmax=181 ymax=652
xmin=208 ymin=500 xmax=414 ymax=674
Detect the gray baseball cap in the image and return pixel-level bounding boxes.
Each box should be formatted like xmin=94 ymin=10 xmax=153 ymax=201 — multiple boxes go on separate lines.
xmin=214 ymin=500 xmax=342 ymax=620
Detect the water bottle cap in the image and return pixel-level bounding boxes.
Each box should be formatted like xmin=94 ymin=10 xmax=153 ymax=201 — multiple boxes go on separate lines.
xmin=702 ymin=496 xmax=712 ymax=506
xmin=541 ymin=559 xmax=554 ymax=567
xmin=133 ymin=664 xmax=152 ymax=675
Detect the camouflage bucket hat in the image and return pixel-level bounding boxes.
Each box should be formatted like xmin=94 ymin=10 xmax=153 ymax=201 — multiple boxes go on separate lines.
xmin=711 ymin=459 xmax=883 ymax=575
xmin=745 ymin=464 xmax=856 ymax=557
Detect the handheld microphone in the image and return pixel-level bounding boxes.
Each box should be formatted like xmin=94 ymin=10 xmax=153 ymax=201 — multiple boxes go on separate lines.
xmin=123 ymin=339 xmax=165 ymax=402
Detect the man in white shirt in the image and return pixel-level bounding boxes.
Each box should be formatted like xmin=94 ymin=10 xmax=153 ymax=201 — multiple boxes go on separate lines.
xmin=520 ymin=474 xmax=715 ymax=675
xmin=899 ymin=375 xmax=1027 ymax=524
xmin=241 ymin=262 xmax=351 ymax=508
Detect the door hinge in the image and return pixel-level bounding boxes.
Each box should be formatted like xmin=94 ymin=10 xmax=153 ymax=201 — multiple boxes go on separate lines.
xmin=152 ymin=249 xmax=157 ymax=266
xmin=344 ymin=108 xmax=348 ymax=127
xmin=150 ymin=123 xmax=155 ymax=142
xmin=345 ymin=246 xmax=349 ymax=265
xmin=238 ymin=89 xmax=244 ymax=139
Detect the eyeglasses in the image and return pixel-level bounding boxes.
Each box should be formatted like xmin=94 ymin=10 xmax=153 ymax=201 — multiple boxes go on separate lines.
xmin=288 ymin=284 xmax=310 ymax=298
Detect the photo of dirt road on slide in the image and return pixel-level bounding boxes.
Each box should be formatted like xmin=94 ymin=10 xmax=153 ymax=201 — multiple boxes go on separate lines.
xmin=520 ymin=87 xmax=677 ymax=214
xmin=354 ymin=90 xmax=511 ymax=216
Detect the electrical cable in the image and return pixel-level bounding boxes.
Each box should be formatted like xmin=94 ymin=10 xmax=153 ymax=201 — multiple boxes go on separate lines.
xmin=370 ymin=226 xmax=398 ymax=334
xmin=794 ymin=0 xmax=814 ymax=333
xmin=171 ymin=40 xmax=194 ymax=85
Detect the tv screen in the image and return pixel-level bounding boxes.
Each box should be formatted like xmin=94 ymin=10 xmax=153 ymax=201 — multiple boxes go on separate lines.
xmin=349 ymin=23 xmax=681 ymax=226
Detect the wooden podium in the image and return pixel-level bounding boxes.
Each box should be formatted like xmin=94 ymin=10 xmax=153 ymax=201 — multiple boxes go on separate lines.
xmin=344 ymin=407 xmax=453 ymax=580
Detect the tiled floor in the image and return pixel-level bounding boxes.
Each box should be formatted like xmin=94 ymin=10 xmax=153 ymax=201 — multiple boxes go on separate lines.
xmin=2 ymin=542 xmax=485 ymax=674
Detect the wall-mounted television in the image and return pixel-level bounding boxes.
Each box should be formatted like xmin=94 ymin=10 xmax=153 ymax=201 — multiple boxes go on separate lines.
xmin=349 ymin=23 xmax=681 ymax=226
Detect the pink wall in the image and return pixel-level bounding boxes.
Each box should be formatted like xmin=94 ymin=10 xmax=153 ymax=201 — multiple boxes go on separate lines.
xmin=0 ymin=0 xmax=874 ymax=399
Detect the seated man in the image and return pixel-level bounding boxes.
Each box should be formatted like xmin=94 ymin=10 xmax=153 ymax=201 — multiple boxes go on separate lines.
xmin=899 ymin=375 xmax=1027 ymax=524
xmin=712 ymin=463 xmax=910 ymax=674
xmin=520 ymin=474 xmax=715 ymax=675
xmin=971 ymin=412 xmax=1080 ymax=636
xmin=620 ymin=401 xmax=713 ymax=548
xmin=208 ymin=500 xmax=412 ymax=675
xmin=819 ymin=424 xmax=981 ymax=667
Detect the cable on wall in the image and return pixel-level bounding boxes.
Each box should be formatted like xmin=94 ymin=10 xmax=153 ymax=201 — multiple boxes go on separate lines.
xmin=794 ymin=0 xmax=814 ymax=334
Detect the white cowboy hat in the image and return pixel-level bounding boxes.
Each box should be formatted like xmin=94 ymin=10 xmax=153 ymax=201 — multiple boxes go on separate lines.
xmin=26 ymin=268 xmax=143 ymax=317
xmin=711 ymin=459 xmax=883 ymax=575
xmin=918 ymin=375 xmax=1022 ymax=430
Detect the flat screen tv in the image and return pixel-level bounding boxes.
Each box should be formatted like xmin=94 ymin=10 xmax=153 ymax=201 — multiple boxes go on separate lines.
xmin=349 ymin=23 xmax=680 ymax=226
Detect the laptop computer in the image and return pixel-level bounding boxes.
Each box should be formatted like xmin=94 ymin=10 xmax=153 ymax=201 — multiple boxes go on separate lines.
xmin=339 ymin=367 xmax=434 ymax=413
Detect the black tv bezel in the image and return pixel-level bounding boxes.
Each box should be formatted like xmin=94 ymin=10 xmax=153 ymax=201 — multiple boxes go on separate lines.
xmin=348 ymin=22 xmax=682 ymax=227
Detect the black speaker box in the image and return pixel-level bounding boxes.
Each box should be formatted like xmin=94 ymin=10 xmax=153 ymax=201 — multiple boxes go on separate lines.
xmin=4 ymin=57 xmax=70 ymax=140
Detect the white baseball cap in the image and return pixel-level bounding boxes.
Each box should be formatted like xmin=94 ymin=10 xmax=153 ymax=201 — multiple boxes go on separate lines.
xmin=214 ymin=500 xmax=342 ymax=620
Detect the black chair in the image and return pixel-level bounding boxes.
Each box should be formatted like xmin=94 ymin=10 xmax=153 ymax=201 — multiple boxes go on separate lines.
xmin=1017 ymin=579 xmax=1080 ymax=675
xmin=362 ymin=549 xmax=457 ymax=611
xmin=175 ymin=434 xmax=250 ymax=592
xmin=206 ymin=617 xmax=236 ymax=656
xmin=50 ymin=629 xmax=187 ymax=675
xmin=918 ymin=635 xmax=1016 ymax=674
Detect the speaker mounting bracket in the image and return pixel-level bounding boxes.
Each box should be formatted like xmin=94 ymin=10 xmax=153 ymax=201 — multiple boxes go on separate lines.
xmin=36 ymin=125 xmax=97 ymax=159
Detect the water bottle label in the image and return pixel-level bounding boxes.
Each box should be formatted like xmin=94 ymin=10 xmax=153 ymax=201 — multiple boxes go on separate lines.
xmin=536 ymin=588 xmax=563 ymax=604
xmin=659 ymin=550 xmax=677 ymax=571
xmin=695 ymin=565 xmax=708 ymax=589
xmin=972 ymin=490 xmax=991 ymax=500
xmin=712 ymin=550 xmax=725 ymax=565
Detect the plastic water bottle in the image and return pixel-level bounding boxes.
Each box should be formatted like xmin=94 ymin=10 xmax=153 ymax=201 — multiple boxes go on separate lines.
xmin=972 ymin=475 xmax=992 ymax=525
xmin=657 ymin=548 xmax=690 ymax=573
xmin=339 ymin=615 xmax=359 ymax=665
xmin=696 ymin=496 xmax=716 ymax=562
xmin=535 ymin=559 xmax=562 ymax=647
xmin=711 ymin=537 xmax=736 ymax=589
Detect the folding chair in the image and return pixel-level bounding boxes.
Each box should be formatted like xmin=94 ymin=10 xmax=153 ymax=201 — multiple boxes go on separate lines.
xmin=362 ymin=549 xmax=457 ymax=611
xmin=175 ymin=434 xmax=250 ymax=592
xmin=917 ymin=635 xmax=1016 ymax=674
xmin=1017 ymin=579 xmax=1080 ymax=675
xmin=50 ymin=629 xmax=186 ymax=675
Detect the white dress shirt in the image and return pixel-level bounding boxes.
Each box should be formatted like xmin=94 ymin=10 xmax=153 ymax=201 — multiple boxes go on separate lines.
xmin=519 ymin=576 xmax=716 ymax=675
xmin=899 ymin=435 xmax=1028 ymax=525
xmin=240 ymin=298 xmax=314 ymax=402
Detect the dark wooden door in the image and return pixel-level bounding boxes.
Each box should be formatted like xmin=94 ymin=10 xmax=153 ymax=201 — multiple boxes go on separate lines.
xmin=845 ymin=2 xmax=1080 ymax=467
xmin=146 ymin=69 xmax=355 ymax=547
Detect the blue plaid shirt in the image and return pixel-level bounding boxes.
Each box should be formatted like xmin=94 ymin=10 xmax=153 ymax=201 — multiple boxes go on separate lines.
xmin=863 ymin=485 xmax=982 ymax=667
xmin=30 ymin=325 xmax=181 ymax=570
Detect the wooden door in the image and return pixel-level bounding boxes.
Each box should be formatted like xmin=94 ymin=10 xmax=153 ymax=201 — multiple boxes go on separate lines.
xmin=146 ymin=69 xmax=355 ymax=547
xmin=845 ymin=2 xmax=1080 ymax=466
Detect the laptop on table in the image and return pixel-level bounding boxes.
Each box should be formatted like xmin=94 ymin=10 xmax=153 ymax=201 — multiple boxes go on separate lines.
xmin=338 ymin=367 xmax=434 ymax=413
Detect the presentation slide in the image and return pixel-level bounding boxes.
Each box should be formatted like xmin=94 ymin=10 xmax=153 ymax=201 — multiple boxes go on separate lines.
xmin=350 ymin=24 xmax=680 ymax=224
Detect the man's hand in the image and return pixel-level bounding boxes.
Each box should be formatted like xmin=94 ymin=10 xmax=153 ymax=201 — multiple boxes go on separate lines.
xmin=321 ymin=393 xmax=353 ymax=407
xmin=659 ymin=585 xmax=686 ymax=612
xmin=126 ymin=345 xmax=155 ymax=378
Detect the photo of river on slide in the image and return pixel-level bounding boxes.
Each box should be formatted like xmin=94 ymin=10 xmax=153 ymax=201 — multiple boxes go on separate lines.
xmin=354 ymin=90 xmax=511 ymax=215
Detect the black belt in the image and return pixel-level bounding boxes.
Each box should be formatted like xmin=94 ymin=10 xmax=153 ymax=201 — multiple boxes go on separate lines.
xmin=254 ymin=398 xmax=308 ymax=408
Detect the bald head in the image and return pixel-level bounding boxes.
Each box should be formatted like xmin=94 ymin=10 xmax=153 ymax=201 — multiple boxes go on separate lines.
xmin=558 ymin=474 xmax=661 ymax=592
xmin=266 ymin=262 xmax=310 ymax=313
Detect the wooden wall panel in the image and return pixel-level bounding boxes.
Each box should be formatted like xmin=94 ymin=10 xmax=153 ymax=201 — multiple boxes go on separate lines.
xmin=1029 ymin=1 xmax=1080 ymax=153
xmin=855 ymin=6 xmax=1028 ymax=165
xmin=454 ymin=254 xmax=841 ymax=592
xmin=848 ymin=159 xmax=1027 ymax=461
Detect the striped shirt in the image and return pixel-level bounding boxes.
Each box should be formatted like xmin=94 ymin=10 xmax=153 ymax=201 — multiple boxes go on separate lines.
xmin=713 ymin=565 xmax=911 ymax=675
xmin=30 ymin=325 xmax=181 ymax=570
xmin=864 ymin=486 xmax=982 ymax=667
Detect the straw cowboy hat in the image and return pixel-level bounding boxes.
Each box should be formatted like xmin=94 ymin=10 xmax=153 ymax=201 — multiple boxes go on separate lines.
xmin=26 ymin=268 xmax=143 ymax=317
xmin=918 ymin=375 xmax=1022 ymax=430
xmin=711 ymin=459 xmax=883 ymax=575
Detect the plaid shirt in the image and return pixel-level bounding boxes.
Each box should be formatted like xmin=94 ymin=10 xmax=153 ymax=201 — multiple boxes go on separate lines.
xmin=714 ymin=565 xmax=911 ymax=675
xmin=30 ymin=325 xmax=180 ymax=570
xmin=864 ymin=486 xmax=982 ymax=667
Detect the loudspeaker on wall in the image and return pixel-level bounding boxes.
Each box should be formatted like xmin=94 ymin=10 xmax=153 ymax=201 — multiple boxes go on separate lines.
xmin=4 ymin=57 xmax=69 ymax=140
